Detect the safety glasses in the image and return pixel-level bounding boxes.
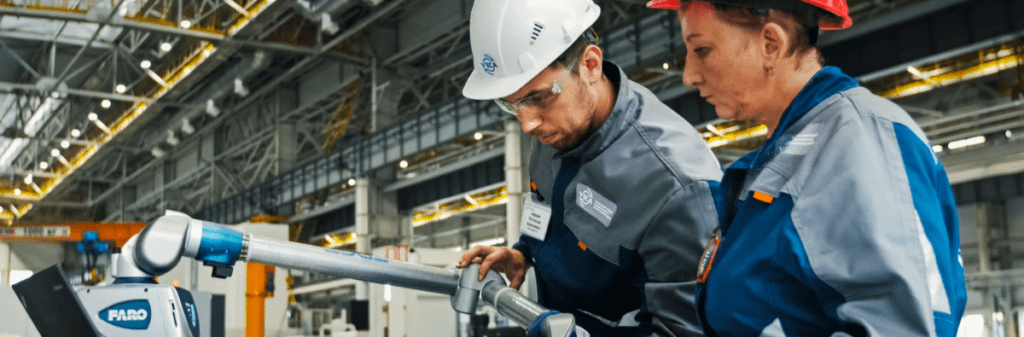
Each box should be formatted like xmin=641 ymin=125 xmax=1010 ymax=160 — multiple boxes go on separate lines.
xmin=494 ymin=61 xmax=576 ymax=117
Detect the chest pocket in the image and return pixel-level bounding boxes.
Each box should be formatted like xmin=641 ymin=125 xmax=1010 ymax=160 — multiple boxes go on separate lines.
xmin=562 ymin=183 xmax=626 ymax=267
xmin=744 ymin=166 xmax=790 ymax=202
xmin=743 ymin=123 xmax=823 ymax=202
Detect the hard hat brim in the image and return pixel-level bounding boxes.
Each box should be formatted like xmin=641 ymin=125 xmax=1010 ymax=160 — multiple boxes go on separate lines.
xmin=646 ymin=0 xmax=680 ymax=10
xmin=647 ymin=0 xmax=852 ymax=29
xmin=462 ymin=66 xmax=542 ymax=101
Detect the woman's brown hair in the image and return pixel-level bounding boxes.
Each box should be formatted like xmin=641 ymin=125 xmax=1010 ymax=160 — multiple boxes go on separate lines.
xmin=677 ymin=0 xmax=824 ymax=65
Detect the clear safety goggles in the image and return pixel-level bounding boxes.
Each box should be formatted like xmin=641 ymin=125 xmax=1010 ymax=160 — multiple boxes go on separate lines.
xmin=494 ymin=60 xmax=576 ymax=117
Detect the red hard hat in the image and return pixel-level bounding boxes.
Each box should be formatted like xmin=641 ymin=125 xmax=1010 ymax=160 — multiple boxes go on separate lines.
xmin=647 ymin=0 xmax=852 ymax=30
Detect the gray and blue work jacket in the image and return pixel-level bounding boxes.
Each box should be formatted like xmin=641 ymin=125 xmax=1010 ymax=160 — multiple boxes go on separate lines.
xmin=514 ymin=61 xmax=722 ymax=337
xmin=696 ymin=66 xmax=968 ymax=336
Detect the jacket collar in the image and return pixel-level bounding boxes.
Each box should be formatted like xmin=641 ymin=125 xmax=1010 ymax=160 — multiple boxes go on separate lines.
xmin=554 ymin=61 xmax=638 ymax=159
xmin=731 ymin=66 xmax=859 ymax=170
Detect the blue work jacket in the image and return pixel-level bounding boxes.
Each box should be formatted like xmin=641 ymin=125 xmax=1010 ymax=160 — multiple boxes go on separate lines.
xmin=697 ymin=66 xmax=967 ymax=336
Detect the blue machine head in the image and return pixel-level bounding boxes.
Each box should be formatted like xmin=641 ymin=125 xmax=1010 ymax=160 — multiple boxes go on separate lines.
xmin=78 ymin=231 xmax=109 ymax=254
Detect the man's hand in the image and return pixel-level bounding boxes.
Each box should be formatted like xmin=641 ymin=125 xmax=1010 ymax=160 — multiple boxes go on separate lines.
xmin=456 ymin=246 xmax=529 ymax=289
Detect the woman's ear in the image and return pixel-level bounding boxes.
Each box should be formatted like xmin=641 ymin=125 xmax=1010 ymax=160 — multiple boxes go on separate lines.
xmin=761 ymin=22 xmax=788 ymax=65
xmin=580 ymin=45 xmax=604 ymax=84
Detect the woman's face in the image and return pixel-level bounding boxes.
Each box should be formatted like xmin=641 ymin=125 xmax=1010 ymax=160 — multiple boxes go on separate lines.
xmin=679 ymin=2 xmax=771 ymax=122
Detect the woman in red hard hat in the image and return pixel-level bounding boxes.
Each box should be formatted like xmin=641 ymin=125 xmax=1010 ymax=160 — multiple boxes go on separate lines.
xmin=649 ymin=1 xmax=967 ymax=336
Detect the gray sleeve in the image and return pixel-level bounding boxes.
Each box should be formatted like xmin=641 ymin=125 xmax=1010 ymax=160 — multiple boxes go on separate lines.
xmin=638 ymin=180 xmax=717 ymax=337
xmin=790 ymin=119 xmax=936 ymax=336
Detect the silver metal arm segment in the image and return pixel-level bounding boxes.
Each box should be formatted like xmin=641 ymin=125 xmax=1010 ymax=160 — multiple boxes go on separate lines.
xmin=242 ymin=234 xmax=460 ymax=296
xmin=125 ymin=211 xmax=579 ymax=337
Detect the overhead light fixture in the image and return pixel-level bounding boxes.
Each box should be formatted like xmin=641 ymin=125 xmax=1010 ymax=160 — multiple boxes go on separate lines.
xmin=50 ymin=91 xmax=60 ymax=98
xmin=234 ymin=78 xmax=249 ymax=96
xmin=88 ymin=112 xmax=111 ymax=134
xmin=181 ymin=119 xmax=195 ymax=135
xmin=70 ymin=128 xmax=81 ymax=138
xmin=907 ymin=66 xmax=926 ymax=79
xmin=160 ymin=42 xmax=173 ymax=52
xmin=180 ymin=20 xmax=192 ymax=29
xmin=1007 ymin=130 xmax=1013 ymax=138
xmin=464 ymin=195 xmax=479 ymax=206
xmin=60 ymin=140 xmax=70 ymax=149
xmin=399 ymin=160 xmax=408 ymax=169
xmin=905 ymin=65 xmax=938 ymax=85
xmin=39 ymin=161 xmax=48 ymax=170
xmin=52 ymin=149 xmax=71 ymax=166
xmin=115 ymin=84 xmax=127 ymax=93
xmin=320 ymin=12 xmax=340 ymax=34
xmin=705 ymin=124 xmax=724 ymax=136
xmin=663 ymin=63 xmax=670 ymax=70
xmin=100 ymin=99 xmax=111 ymax=108
xmin=474 ymin=132 xmax=483 ymax=140
xmin=932 ymin=145 xmax=943 ymax=153
xmin=151 ymin=147 xmax=166 ymax=158
xmin=166 ymin=130 xmax=179 ymax=146
xmin=947 ymin=136 xmax=985 ymax=150
xmin=348 ymin=178 xmax=356 ymax=186
xmin=13 ymin=188 xmax=20 ymax=196
xmin=23 ymin=174 xmax=32 ymax=184
xmin=205 ymin=99 xmax=220 ymax=117
xmin=140 ymin=60 xmax=152 ymax=69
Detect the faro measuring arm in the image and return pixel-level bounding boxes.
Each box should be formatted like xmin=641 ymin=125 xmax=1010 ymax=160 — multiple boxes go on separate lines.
xmin=118 ymin=210 xmax=581 ymax=337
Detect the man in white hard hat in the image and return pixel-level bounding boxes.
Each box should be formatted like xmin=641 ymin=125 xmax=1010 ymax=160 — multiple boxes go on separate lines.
xmin=455 ymin=0 xmax=721 ymax=336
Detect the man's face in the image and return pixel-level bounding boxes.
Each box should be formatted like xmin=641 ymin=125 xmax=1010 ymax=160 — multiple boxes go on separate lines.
xmin=502 ymin=64 xmax=596 ymax=149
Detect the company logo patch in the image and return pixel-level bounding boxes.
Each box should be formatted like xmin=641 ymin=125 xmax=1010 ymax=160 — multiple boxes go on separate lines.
xmin=100 ymin=299 xmax=151 ymax=330
xmin=781 ymin=123 xmax=820 ymax=156
xmin=576 ymin=183 xmax=616 ymax=227
xmin=481 ymin=54 xmax=498 ymax=75
xmin=579 ymin=189 xmax=593 ymax=206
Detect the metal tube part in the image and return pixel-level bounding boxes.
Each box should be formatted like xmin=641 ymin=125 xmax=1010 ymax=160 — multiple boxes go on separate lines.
xmin=480 ymin=281 xmax=546 ymax=328
xmin=243 ymin=235 xmax=460 ymax=295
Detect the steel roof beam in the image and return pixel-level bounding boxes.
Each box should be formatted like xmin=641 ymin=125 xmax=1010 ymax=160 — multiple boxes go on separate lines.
xmin=0 ymin=81 xmax=154 ymax=103
xmin=0 ymin=31 xmax=116 ymax=49
xmin=0 ymin=5 xmax=225 ymax=40
xmin=0 ymin=5 xmax=368 ymax=64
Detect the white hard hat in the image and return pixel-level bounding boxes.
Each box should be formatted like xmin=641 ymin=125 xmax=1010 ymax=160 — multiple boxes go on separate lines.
xmin=462 ymin=0 xmax=601 ymax=100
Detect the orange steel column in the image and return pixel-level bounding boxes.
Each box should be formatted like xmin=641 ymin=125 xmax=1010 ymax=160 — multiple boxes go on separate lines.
xmin=246 ymin=263 xmax=275 ymax=337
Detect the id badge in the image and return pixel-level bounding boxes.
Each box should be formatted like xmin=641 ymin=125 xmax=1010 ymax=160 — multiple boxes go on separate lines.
xmin=519 ymin=194 xmax=552 ymax=241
